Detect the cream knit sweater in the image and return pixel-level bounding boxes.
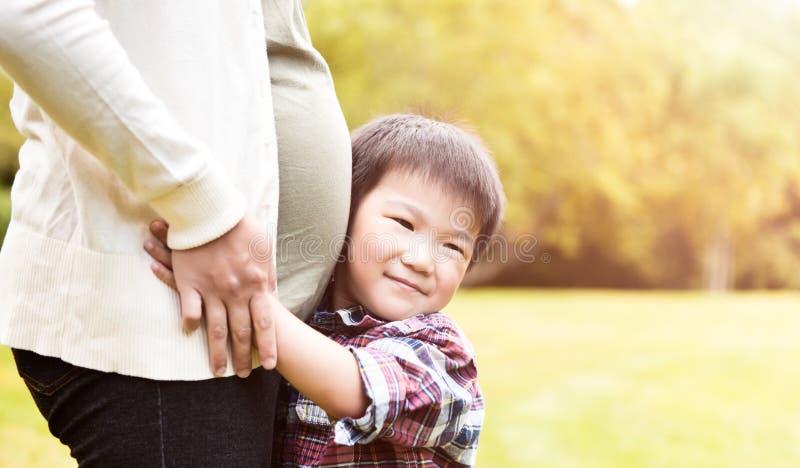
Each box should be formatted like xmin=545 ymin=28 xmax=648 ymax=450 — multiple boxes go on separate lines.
xmin=0 ymin=0 xmax=279 ymax=380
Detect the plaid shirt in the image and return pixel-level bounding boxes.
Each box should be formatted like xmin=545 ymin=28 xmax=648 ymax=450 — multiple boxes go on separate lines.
xmin=276 ymin=305 xmax=484 ymax=467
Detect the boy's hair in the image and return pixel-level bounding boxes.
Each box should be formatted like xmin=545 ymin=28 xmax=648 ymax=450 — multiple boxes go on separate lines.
xmin=350 ymin=114 xmax=506 ymax=264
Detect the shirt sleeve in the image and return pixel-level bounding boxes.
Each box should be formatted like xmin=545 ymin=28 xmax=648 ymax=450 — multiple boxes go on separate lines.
xmin=333 ymin=330 xmax=484 ymax=463
xmin=0 ymin=0 xmax=247 ymax=249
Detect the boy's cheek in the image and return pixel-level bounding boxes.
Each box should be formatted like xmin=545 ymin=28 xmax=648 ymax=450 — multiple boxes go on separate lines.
xmin=449 ymin=268 xmax=470 ymax=293
xmin=363 ymin=234 xmax=401 ymax=263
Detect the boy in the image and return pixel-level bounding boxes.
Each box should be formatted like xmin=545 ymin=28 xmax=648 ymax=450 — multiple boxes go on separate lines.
xmin=144 ymin=114 xmax=506 ymax=467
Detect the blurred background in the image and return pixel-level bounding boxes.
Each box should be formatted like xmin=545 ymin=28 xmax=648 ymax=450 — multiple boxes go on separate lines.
xmin=3 ymin=0 xmax=800 ymax=466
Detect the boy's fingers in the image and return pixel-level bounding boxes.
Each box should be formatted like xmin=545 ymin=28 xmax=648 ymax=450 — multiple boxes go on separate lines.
xmin=251 ymin=292 xmax=277 ymax=369
xmin=149 ymin=219 xmax=169 ymax=245
xmin=144 ymin=238 xmax=173 ymax=269
xmin=150 ymin=261 xmax=177 ymax=290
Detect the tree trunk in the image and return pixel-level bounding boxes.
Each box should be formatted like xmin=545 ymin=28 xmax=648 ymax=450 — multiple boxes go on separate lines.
xmin=705 ymin=231 xmax=733 ymax=292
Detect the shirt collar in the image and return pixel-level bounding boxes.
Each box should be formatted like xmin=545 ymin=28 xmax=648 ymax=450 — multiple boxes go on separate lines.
xmin=310 ymin=304 xmax=387 ymax=334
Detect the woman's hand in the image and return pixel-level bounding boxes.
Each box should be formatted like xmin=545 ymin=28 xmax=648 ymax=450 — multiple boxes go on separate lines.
xmin=145 ymin=217 xmax=279 ymax=377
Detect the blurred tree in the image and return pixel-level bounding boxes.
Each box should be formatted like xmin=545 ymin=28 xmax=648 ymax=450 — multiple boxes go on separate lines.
xmin=0 ymin=187 xmax=8 ymax=243
xmin=304 ymin=0 xmax=800 ymax=289
xmin=0 ymin=74 xmax=22 ymax=186
xmin=2 ymin=1 xmax=800 ymax=288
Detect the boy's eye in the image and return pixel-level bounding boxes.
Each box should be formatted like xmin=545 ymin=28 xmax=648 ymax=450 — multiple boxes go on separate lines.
xmin=445 ymin=243 xmax=465 ymax=256
xmin=391 ymin=217 xmax=414 ymax=230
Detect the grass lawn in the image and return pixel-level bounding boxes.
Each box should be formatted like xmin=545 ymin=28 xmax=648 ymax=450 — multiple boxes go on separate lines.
xmin=2 ymin=289 xmax=800 ymax=467
xmin=0 ymin=348 xmax=72 ymax=467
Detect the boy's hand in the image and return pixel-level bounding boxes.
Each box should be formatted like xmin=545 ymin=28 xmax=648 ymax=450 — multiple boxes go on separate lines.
xmin=144 ymin=217 xmax=278 ymax=378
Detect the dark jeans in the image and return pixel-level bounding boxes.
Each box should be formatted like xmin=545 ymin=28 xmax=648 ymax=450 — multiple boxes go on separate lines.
xmin=12 ymin=348 xmax=280 ymax=467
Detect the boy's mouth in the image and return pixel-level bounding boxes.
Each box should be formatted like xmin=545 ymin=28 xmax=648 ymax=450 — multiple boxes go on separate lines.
xmin=384 ymin=274 xmax=426 ymax=295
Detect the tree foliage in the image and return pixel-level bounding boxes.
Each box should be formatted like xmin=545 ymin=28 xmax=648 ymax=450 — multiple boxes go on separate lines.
xmin=2 ymin=1 xmax=800 ymax=288
xmin=304 ymin=0 xmax=800 ymax=288
xmin=0 ymin=74 xmax=21 ymax=186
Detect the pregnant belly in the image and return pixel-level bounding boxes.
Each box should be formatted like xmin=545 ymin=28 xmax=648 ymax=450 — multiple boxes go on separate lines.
xmin=272 ymin=78 xmax=352 ymax=320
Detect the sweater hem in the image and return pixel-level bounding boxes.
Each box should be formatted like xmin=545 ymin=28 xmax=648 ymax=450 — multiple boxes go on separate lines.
xmin=0 ymin=223 xmax=247 ymax=381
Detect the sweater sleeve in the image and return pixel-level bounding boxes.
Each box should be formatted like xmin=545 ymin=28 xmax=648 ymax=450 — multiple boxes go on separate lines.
xmin=0 ymin=0 xmax=247 ymax=249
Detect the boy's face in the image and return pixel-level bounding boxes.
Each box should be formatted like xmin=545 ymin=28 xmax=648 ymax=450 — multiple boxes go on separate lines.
xmin=333 ymin=170 xmax=479 ymax=321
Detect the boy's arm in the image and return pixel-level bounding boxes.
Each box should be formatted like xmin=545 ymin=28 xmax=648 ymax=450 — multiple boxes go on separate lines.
xmin=266 ymin=293 xmax=370 ymax=419
xmin=145 ymin=221 xmax=369 ymax=419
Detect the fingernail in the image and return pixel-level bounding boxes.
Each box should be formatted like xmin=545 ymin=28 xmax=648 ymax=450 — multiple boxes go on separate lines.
xmin=262 ymin=358 xmax=276 ymax=369
xmin=215 ymin=367 xmax=227 ymax=377
xmin=237 ymin=369 xmax=251 ymax=379
xmin=144 ymin=240 xmax=153 ymax=249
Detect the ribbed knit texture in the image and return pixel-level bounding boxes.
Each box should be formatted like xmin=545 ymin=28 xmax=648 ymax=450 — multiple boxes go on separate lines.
xmin=0 ymin=0 xmax=277 ymax=380
xmin=0 ymin=224 xmax=239 ymax=380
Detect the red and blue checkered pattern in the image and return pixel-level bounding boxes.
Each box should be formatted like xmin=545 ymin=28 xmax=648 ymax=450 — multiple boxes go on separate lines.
xmin=277 ymin=305 xmax=484 ymax=467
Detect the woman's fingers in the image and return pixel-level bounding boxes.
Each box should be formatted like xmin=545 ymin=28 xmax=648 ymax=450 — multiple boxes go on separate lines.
xmin=150 ymin=261 xmax=177 ymax=290
xmin=149 ymin=219 xmax=169 ymax=245
xmin=144 ymin=238 xmax=173 ymax=269
xmin=227 ymin=300 xmax=253 ymax=378
xmin=179 ymin=287 xmax=203 ymax=334
xmin=203 ymin=296 xmax=229 ymax=377
xmin=144 ymin=220 xmax=175 ymax=289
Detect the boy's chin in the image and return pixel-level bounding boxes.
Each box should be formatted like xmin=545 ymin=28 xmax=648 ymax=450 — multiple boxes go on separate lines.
xmin=370 ymin=301 xmax=421 ymax=322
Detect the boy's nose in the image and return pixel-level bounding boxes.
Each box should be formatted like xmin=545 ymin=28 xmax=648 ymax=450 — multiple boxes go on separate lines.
xmin=400 ymin=235 xmax=435 ymax=274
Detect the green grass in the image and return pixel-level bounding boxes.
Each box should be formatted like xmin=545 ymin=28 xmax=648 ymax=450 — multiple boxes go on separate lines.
xmin=0 ymin=347 xmax=72 ymax=467
xmin=443 ymin=289 xmax=800 ymax=467
xmin=3 ymin=289 xmax=800 ymax=467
